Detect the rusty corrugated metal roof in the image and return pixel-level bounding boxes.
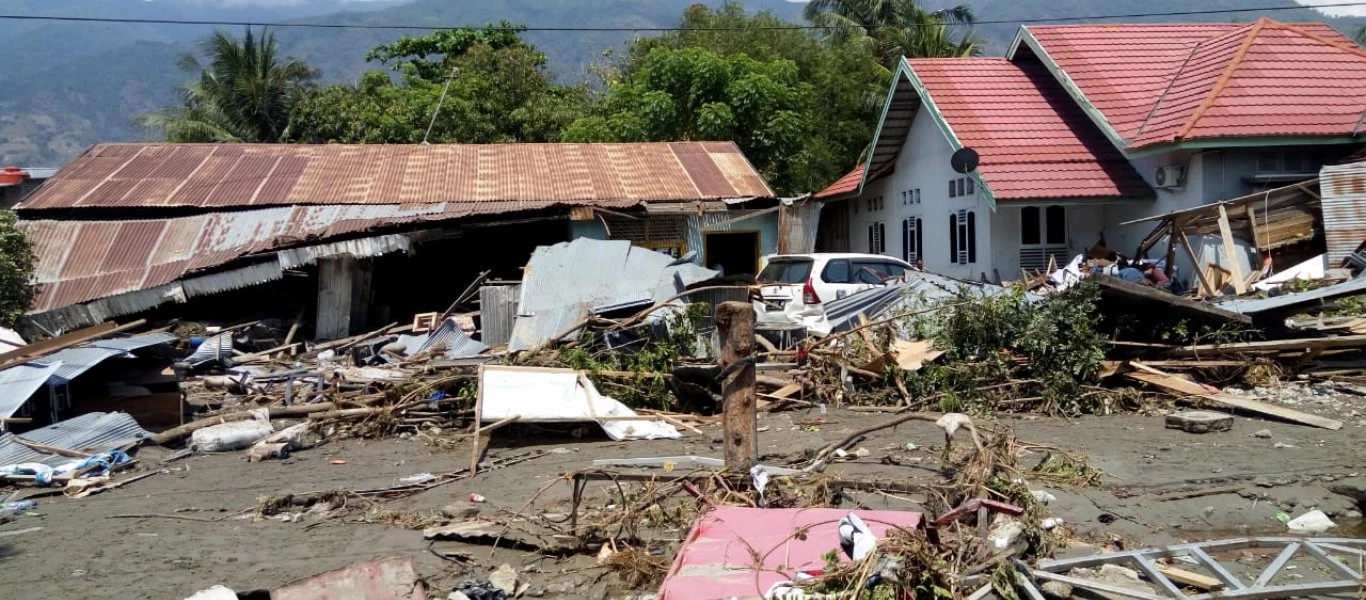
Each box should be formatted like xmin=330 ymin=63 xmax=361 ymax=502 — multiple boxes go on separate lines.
xmin=1321 ymin=161 xmax=1366 ymax=265
xmin=18 ymin=142 xmax=773 ymax=210
xmin=21 ymin=200 xmax=630 ymax=313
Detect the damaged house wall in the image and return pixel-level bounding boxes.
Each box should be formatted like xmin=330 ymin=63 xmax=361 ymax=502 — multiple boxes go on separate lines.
xmin=15 ymin=142 xmax=776 ymax=338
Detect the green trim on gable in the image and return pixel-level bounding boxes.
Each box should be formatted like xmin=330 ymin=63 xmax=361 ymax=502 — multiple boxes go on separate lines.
xmin=856 ymin=61 xmax=911 ymax=195
xmin=1125 ymin=134 xmax=1365 ymax=157
xmin=899 ymin=63 xmax=998 ymax=211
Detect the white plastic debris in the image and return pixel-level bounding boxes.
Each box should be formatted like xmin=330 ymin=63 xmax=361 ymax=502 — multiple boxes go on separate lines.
xmin=1286 ymin=510 xmax=1336 ymax=533
xmin=190 ymin=409 xmax=273 ymax=452
xmin=838 ymin=512 xmax=876 ymax=561
xmin=750 ymin=464 xmax=772 ymax=501
xmin=184 ymin=585 xmax=237 ymax=600
xmin=1041 ymin=517 xmax=1065 ymax=530
xmin=935 ymin=413 xmax=974 ymax=438
xmin=1031 ymin=490 xmax=1057 ymax=505
xmin=988 ymin=518 xmax=1024 ymax=550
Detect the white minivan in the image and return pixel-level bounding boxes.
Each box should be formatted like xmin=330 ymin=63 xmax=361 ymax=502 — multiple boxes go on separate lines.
xmin=754 ymin=253 xmax=914 ymax=323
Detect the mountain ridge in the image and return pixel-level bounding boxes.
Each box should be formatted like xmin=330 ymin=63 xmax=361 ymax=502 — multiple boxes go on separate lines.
xmin=1 ymin=0 xmax=1361 ymax=166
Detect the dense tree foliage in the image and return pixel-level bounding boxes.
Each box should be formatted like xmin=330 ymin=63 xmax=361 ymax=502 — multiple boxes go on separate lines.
xmin=564 ymin=3 xmax=886 ymax=195
xmin=803 ymin=0 xmax=983 ymax=67
xmin=140 ymin=28 xmax=315 ymax=142
xmin=289 ymin=24 xmax=585 ymax=144
xmin=0 ymin=211 xmax=35 ymax=327
xmin=146 ymin=3 xmax=981 ymax=194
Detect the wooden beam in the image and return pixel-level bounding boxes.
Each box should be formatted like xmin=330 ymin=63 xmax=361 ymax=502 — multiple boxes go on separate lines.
xmin=1244 ymin=205 xmax=1265 ymax=250
xmin=1127 ymin=363 xmax=1342 ymax=430
xmin=1217 ymin=205 xmax=1248 ymax=295
xmin=1169 ymin=334 xmax=1366 ymax=356
xmin=1163 ymin=219 xmax=1179 ymax=279
xmin=716 ymin=301 xmax=757 ymax=471
xmin=1177 ymin=229 xmax=1219 ymax=297
xmin=0 ymin=320 xmax=148 ymax=373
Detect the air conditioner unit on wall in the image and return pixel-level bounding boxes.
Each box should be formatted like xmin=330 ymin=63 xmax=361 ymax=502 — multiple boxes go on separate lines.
xmin=1154 ymin=164 xmax=1187 ymax=190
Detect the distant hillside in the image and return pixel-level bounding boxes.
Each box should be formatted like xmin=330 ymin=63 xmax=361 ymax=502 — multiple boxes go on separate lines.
xmin=1 ymin=0 xmax=1362 ymax=166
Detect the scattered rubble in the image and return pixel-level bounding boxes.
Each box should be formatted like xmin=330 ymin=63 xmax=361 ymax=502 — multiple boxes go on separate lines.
xmin=2 ymin=234 xmax=1366 ymax=599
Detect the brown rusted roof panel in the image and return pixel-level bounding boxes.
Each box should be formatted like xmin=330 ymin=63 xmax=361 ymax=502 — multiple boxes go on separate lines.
xmin=20 ymin=142 xmax=774 ymax=210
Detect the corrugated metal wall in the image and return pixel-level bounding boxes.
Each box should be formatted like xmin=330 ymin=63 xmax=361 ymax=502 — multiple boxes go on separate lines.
xmin=479 ymin=284 xmax=521 ymax=347
xmin=1321 ymin=161 xmax=1366 ymax=265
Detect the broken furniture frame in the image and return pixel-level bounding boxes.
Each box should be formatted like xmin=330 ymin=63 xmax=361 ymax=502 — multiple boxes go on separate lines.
xmin=1030 ymin=537 xmax=1366 ymax=599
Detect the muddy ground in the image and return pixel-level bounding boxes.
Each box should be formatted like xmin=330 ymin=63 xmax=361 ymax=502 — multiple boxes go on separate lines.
xmin=1 ymin=386 xmax=1363 ymax=600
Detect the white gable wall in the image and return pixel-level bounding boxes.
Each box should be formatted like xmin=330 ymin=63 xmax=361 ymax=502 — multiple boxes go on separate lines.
xmin=847 ymin=104 xmax=992 ymax=280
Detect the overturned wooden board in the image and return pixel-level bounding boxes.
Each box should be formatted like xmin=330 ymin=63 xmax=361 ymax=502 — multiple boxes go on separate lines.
xmin=890 ymin=340 xmax=944 ymax=372
xmin=1126 ymin=367 xmax=1342 ymax=430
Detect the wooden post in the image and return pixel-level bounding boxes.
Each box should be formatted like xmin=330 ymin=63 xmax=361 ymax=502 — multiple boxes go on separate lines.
xmin=1244 ymin=205 xmax=1264 ymax=251
xmin=1164 ymin=219 xmax=1179 ymax=279
xmin=1216 ymin=205 xmax=1248 ymax=295
xmin=1177 ymin=230 xmax=1219 ymax=297
xmin=715 ymin=301 xmax=757 ymax=471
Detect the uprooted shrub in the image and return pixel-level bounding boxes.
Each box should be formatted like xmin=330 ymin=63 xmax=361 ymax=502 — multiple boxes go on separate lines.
xmin=900 ymin=280 xmax=1111 ymax=415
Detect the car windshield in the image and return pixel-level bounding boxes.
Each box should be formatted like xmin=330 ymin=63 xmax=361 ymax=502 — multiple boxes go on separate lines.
xmin=758 ymin=259 xmax=814 ymax=284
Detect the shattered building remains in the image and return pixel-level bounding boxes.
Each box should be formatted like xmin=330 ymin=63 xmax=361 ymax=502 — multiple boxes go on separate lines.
xmin=14 ymin=142 xmax=782 ymax=339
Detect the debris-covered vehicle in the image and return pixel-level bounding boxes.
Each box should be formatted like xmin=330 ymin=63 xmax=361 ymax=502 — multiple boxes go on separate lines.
xmin=753 ymin=253 xmax=913 ymax=326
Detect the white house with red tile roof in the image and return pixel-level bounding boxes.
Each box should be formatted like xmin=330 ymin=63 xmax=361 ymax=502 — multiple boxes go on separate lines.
xmin=819 ymin=19 xmax=1366 ymax=285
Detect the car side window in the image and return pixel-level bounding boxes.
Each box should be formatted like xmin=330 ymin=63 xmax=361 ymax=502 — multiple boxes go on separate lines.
xmin=882 ymin=262 xmax=906 ymax=278
xmin=851 ymin=261 xmax=889 ymax=284
xmin=822 ymin=260 xmax=852 ymax=284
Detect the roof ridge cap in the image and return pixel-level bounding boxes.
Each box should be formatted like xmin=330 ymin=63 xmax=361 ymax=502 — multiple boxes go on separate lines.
xmin=1131 ymin=39 xmax=1206 ymax=144
xmin=1174 ymin=18 xmax=1268 ymax=141
xmin=1274 ymin=21 xmax=1366 ymax=60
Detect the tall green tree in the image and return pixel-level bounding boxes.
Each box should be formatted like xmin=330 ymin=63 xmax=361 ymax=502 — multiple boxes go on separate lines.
xmin=141 ymin=28 xmax=315 ymax=142
xmin=571 ymin=3 xmax=885 ymax=195
xmin=290 ymin=24 xmax=584 ymax=144
xmin=0 ymin=211 xmax=35 ymax=327
xmin=803 ymin=0 xmax=982 ymax=67
xmin=1356 ymin=26 xmax=1365 ymax=47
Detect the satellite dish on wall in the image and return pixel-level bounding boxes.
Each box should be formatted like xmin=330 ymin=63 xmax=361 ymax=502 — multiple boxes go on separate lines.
xmin=951 ymin=147 xmax=980 ymax=174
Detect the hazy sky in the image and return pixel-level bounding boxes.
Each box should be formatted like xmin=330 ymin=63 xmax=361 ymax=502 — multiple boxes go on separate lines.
xmin=177 ymin=0 xmax=1366 ymax=18
xmin=1295 ymin=0 xmax=1366 ymax=16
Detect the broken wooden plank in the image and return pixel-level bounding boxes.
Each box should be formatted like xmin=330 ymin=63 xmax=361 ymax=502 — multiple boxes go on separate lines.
xmin=0 ymin=320 xmax=146 ymax=372
xmin=1178 ymin=229 xmax=1219 ymax=298
xmin=1093 ymin=276 xmax=1250 ymax=324
xmin=1126 ymin=363 xmax=1342 ymax=430
xmin=1217 ymin=205 xmax=1248 ymax=295
xmin=1168 ymin=334 xmax=1366 ymax=357
xmin=1156 ymin=564 xmax=1225 ymax=591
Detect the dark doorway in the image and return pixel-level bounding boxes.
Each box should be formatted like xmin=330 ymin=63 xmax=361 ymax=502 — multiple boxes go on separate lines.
xmin=704 ymin=232 xmax=760 ymax=277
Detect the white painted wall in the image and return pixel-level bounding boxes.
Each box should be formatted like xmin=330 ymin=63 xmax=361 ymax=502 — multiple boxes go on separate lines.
xmin=990 ymin=203 xmax=1107 ymax=279
xmin=847 ymin=104 xmax=992 ymax=280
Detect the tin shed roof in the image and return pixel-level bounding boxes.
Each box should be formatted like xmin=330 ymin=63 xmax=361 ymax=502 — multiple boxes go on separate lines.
xmin=19 ymin=201 xmax=597 ymax=313
xmin=18 ymin=142 xmax=773 ymax=211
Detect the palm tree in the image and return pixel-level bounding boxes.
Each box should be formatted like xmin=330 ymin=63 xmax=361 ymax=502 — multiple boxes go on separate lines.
xmin=141 ymin=28 xmax=315 ymax=142
xmin=1356 ymin=26 xmax=1365 ymax=47
xmin=803 ymin=0 xmax=981 ymax=67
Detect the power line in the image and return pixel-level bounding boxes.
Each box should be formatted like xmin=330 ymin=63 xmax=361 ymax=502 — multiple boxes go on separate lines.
xmin=1 ymin=2 xmax=1365 ymax=32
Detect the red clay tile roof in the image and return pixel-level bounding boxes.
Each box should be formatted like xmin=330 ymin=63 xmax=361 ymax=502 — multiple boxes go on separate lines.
xmin=908 ymin=57 xmax=1151 ymax=200
xmin=1025 ymin=20 xmax=1366 ymax=149
xmin=815 ymin=165 xmax=864 ymax=199
xmin=19 ymin=142 xmax=773 ymax=211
